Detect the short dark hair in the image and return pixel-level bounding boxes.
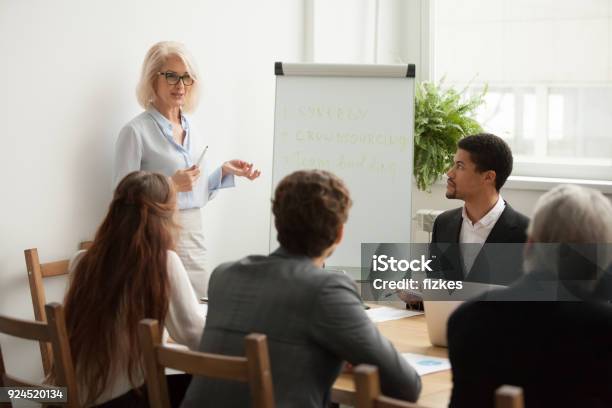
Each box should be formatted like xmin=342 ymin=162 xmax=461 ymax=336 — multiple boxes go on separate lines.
xmin=272 ymin=170 xmax=352 ymax=258
xmin=457 ymin=133 xmax=513 ymax=190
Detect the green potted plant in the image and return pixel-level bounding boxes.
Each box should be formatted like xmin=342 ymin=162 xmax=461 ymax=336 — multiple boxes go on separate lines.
xmin=413 ymin=79 xmax=487 ymax=191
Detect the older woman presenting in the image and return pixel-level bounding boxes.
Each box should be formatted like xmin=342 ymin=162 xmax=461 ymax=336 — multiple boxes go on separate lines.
xmin=114 ymin=41 xmax=260 ymax=297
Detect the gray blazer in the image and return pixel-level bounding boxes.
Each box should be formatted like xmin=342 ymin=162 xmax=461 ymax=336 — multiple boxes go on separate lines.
xmin=181 ymin=248 xmax=421 ymax=408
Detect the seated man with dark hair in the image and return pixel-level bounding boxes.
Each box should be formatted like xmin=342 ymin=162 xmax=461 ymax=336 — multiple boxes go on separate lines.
xmin=448 ymin=184 xmax=612 ymax=408
xmin=430 ymin=133 xmax=529 ymax=285
xmin=182 ymin=170 xmax=421 ymax=408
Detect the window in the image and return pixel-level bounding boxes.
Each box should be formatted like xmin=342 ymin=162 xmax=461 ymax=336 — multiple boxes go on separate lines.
xmin=432 ymin=0 xmax=612 ymax=180
xmin=306 ymin=0 xmax=611 ymax=182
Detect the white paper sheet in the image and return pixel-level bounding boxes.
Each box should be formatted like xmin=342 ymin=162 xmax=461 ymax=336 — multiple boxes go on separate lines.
xmin=198 ymin=303 xmax=208 ymax=317
xmin=402 ymin=352 xmax=451 ymax=376
xmin=366 ymin=306 xmax=423 ymax=323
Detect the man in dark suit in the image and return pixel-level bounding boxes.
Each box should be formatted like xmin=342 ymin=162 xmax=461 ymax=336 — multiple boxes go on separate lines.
xmin=182 ymin=170 xmax=421 ymax=408
xmin=448 ymin=184 xmax=612 ymax=408
xmin=430 ymin=133 xmax=529 ymax=285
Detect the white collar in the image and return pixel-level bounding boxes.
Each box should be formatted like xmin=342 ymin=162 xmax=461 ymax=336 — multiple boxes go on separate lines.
xmin=462 ymin=195 xmax=506 ymax=227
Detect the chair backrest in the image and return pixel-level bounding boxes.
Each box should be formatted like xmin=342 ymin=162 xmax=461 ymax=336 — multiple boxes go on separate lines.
xmin=354 ymin=365 xmax=422 ymax=408
xmin=23 ymin=241 xmax=92 ymax=375
xmin=0 ymin=302 xmax=80 ymax=407
xmin=354 ymin=365 xmax=525 ymax=408
xmin=495 ymin=385 xmax=525 ymax=408
xmin=138 ymin=319 xmax=275 ymax=408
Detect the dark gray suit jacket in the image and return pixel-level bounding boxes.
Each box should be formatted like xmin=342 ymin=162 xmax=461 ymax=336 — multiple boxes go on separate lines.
xmin=448 ymin=270 xmax=612 ymax=408
xmin=181 ymin=248 xmax=421 ymax=408
xmin=429 ymin=203 xmax=529 ymax=285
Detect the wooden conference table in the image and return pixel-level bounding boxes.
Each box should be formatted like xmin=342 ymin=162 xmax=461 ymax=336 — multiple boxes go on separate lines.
xmin=331 ymin=304 xmax=452 ymax=407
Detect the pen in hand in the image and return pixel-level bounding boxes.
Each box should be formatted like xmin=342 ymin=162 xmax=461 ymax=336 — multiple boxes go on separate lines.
xmin=196 ymin=145 xmax=209 ymax=168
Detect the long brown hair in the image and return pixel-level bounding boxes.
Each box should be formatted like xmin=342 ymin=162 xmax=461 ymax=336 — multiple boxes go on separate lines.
xmin=63 ymin=171 xmax=178 ymax=405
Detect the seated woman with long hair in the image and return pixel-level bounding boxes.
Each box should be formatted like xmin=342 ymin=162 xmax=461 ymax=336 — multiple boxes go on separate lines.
xmin=63 ymin=171 xmax=205 ymax=407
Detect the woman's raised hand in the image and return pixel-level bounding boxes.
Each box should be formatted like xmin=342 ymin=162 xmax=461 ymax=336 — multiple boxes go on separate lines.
xmin=171 ymin=165 xmax=201 ymax=192
xmin=222 ymin=160 xmax=261 ymax=180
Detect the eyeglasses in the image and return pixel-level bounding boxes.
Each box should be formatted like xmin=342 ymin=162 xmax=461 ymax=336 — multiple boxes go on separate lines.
xmin=158 ymin=71 xmax=195 ymax=86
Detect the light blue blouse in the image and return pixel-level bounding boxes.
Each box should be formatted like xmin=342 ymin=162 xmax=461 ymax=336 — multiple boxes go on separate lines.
xmin=113 ymin=107 xmax=234 ymax=210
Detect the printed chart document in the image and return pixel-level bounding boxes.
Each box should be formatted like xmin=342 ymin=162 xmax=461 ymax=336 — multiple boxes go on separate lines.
xmin=366 ymin=306 xmax=423 ymax=323
xmin=402 ymin=353 xmax=451 ymax=376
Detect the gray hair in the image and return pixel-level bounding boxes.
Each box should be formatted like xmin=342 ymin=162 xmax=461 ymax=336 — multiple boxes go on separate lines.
xmin=136 ymin=41 xmax=201 ymax=113
xmin=524 ymin=184 xmax=612 ymax=287
xmin=528 ymin=184 xmax=612 ymax=243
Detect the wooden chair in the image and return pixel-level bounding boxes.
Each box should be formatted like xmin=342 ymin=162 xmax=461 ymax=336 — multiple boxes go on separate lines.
xmin=138 ymin=319 xmax=275 ymax=408
xmin=495 ymin=385 xmax=525 ymax=408
xmin=354 ymin=365 xmax=525 ymax=408
xmin=24 ymin=241 xmax=92 ymax=375
xmin=354 ymin=365 xmax=423 ymax=408
xmin=0 ymin=302 xmax=80 ymax=407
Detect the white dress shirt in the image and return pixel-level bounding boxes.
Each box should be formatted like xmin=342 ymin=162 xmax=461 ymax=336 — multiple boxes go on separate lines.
xmin=459 ymin=195 xmax=506 ymax=276
xmin=113 ymin=107 xmax=234 ymax=210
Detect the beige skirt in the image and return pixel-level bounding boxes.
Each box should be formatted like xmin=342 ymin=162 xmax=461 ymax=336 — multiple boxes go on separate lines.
xmin=175 ymin=208 xmax=208 ymax=298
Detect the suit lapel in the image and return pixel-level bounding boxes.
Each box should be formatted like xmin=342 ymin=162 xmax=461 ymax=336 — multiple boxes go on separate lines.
xmin=466 ymin=204 xmax=516 ymax=282
xmin=430 ymin=209 xmax=464 ymax=281
xmin=484 ymin=204 xmax=516 ymax=243
xmin=447 ymin=210 xmax=464 ymax=280
xmin=447 ymin=209 xmax=462 ymax=243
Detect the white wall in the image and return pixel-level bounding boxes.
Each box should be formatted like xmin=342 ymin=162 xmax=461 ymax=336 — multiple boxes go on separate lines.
xmin=0 ymin=0 xmax=302 ymax=381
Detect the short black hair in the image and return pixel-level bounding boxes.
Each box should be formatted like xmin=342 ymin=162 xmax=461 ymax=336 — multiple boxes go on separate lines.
xmin=457 ymin=133 xmax=513 ymax=191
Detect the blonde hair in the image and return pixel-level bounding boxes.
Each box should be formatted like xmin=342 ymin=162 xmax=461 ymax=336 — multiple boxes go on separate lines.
xmin=136 ymin=41 xmax=201 ymax=113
